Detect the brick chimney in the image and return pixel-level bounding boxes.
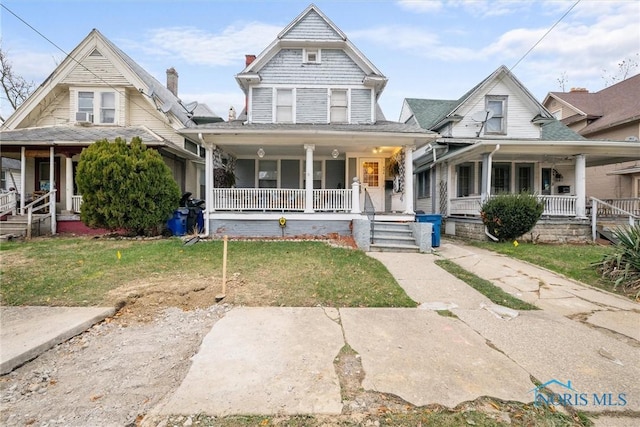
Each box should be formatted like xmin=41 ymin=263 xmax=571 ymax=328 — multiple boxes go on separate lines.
xmin=245 ymin=54 xmax=256 ymax=67
xmin=166 ymin=67 xmax=179 ymax=97
xmin=570 ymin=87 xmax=589 ymax=93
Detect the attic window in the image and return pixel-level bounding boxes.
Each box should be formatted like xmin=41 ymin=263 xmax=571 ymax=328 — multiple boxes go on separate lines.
xmin=485 ymin=95 xmax=507 ymax=134
xmin=89 ymin=49 xmax=103 ymax=57
xmin=304 ymin=49 xmax=320 ymax=64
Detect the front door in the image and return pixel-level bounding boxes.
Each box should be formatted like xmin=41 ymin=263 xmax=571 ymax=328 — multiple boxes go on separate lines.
xmin=360 ymin=158 xmax=384 ymax=212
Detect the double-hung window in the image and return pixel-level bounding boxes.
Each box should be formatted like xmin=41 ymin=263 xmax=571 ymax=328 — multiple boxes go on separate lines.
xmin=330 ymin=89 xmax=348 ymax=123
xmin=417 ymin=170 xmax=430 ymax=198
xmin=485 ymin=95 xmax=507 ymax=134
xmin=76 ymin=90 xmax=117 ymax=124
xmin=275 ymin=89 xmax=293 ymax=123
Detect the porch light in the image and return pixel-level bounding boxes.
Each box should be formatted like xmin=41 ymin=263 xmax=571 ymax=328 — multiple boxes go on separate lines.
xmin=331 ymin=149 xmax=339 ymax=159
xmin=257 ymin=147 xmax=265 ymax=158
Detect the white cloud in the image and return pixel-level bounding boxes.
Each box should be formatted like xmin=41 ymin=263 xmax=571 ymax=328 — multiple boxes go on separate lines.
xmin=123 ymin=22 xmax=282 ymax=67
xmin=396 ymin=0 xmax=443 ymax=13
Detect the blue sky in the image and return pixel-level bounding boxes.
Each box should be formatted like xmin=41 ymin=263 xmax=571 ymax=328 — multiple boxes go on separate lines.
xmin=1 ymin=0 xmax=639 ymax=121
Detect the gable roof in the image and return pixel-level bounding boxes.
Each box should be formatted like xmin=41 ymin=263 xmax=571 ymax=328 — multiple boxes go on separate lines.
xmin=406 ymin=65 xmax=554 ymax=132
xmin=2 ymin=29 xmax=218 ymax=131
xmin=235 ymin=4 xmax=387 ymax=95
xmin=544 ymin=73 xmax=640 ymax=137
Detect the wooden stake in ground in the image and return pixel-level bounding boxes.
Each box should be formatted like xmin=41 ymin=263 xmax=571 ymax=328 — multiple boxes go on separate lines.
xmin=216 ymin=235 xmax=228 ymax=301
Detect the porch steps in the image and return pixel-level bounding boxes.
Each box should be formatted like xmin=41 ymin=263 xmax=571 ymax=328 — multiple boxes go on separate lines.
xmin=595 ymin=225 xmax=620 ymax=245
xmin=0 ymin=214 xmax=47 ymax=238
xmin=369 ymin=221 xmax=420 ymax=253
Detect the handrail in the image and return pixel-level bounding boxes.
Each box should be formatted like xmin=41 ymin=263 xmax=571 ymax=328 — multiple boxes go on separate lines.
xmin=0 ymin=190 xmax=18 ymax=217
xmin=23 ymin=190 xmax=56 ymax=238
xmin=591 ymin=197 xmax=639 ymax=242
xmin=363 ymin=188 xmax=375 ymax=243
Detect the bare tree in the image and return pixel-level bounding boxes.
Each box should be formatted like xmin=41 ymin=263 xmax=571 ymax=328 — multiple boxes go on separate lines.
xmin=0 ymin=43 xmax=36 ymax=122
xmin=557 ymin=71 xmax=568 ymax=91
xmin=602 ymin=53 xmax=639 ymax=87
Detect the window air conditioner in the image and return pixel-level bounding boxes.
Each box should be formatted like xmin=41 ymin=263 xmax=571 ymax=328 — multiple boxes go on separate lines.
xmin=75 ymin=112 xmax=94 ymax=123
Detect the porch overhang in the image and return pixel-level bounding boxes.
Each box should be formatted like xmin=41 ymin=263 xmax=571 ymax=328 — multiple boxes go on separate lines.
xmin=425 ymin=139 xmax=640 ymax=167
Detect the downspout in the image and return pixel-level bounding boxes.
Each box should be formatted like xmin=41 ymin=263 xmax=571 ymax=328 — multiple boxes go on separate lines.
xmin=484 ymin=144 xmax=500 ymax=242
xmin=198 ymin=132 xmax=210 ymax=238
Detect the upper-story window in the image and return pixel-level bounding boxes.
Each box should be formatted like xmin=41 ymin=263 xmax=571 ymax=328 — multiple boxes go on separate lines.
xmin=76 ymin=90 xmax=117 ymax=124
xmin=275 ymin=89 xmax=294 ymax=123
xmin=330 ymin=89 xmax=348 ymax=123
xmin=485 ymin=95 xmax=507 ymax=134
xmin=304 ymin=48 xmax=320 ymax=64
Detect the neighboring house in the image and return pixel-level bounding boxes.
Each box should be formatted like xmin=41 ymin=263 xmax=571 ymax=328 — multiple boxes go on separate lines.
xmin=401 ymin=66 xmax=640 ymax=243
xmin=182 ymin=4 xmax=437 ymax=246
xmin=543 ymin=75 xmax=640 ymax=201
xmin=1 ymin=157 xmax=21 ymax=192
xmin=0 ymin=29 xmax=221 ymax=234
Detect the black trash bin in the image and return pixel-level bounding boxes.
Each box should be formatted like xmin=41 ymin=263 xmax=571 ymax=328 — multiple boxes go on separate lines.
xmin=180 ymin=192 xmax=205 ymax=234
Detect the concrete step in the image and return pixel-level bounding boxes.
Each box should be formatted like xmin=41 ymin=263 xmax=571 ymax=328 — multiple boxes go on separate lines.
xmin=373 ymin=234 xmax=417 ymax=247
xmin=369 ymin=242 xmax=420 ymax=253
xmin=0 ymin=224 xmax=27 ymax=236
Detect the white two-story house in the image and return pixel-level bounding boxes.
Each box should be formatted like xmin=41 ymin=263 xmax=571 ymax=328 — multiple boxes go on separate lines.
xmin=187 ymin=4 xmax=437 ymax=243
xmin=0 ymin=29 xmax=220 ymax=235
xmin=402 ymin=66 xmax=639 ymax=243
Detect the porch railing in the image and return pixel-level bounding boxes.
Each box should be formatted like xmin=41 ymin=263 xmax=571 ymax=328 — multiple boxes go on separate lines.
xmin=211 ymin=188 xmax=353 ymax=212
xmin=23 ymin=190 xmax=56 ymax=238
xmin=449 ymin=194 xmax=577 ymax=216
xmin=593 ymin=198 xmax=640 ymax=216
xmin=591 ymin=197 xmax=639 ymax=241
xmin=0 ymin=191 xmax=18 ymax=216
xmin=72 ymin=195 xmax=83 ymax=213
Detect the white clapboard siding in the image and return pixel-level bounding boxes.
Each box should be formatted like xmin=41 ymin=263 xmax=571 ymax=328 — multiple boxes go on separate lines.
xmin=252 ymin=88 xmax=274 ymax=123
xmin=260 ymin=49 xmax=365 ymax=85
xmin=296 ymin=88 xmax=328 ymax=123
xmin=281 ymin=9 xmax=343 ymax=40
xmin=127 ymin=91 xmax=182 ymax=144
xmin=61 ymin=52 xmax=129 ymax=86
xmin=453 ymin=80 xmax=541 ymax=139
xmin=351 ymin=89 xmax=372 ymax=123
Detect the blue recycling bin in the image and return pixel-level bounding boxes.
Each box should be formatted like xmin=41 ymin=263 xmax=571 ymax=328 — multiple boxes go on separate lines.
xmin=416 ymin=213 xmax=442 ymax=247
xmin=166 ymin=208 xmax=188 ymax=236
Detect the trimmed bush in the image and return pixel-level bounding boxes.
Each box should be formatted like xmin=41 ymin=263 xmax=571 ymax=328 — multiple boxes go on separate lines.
xmin=480 ymin=193 xmax=544 ymax=241
xmin=76 ymin=137 xmax=181 ymax=236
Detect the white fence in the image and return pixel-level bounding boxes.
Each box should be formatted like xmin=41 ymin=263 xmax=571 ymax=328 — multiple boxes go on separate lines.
xmin=450 ymin=195 xmax=577 ymax=216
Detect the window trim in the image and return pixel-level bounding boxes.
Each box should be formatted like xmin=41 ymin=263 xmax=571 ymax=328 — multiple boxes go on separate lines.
xmin=303 ymin=48 xmax=321 ymax=64
xmin=329 ymin=88 xmax=349 ymax=124
xmin=274 ymin=88 xmax=295 ymax=123
xmin=485 ymin=95 xmax=507 ymax=135
xmin=74 ymin=88 xmax=118 ymax=125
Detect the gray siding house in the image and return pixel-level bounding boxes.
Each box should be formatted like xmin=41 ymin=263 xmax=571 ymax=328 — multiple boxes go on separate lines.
xmin=186 ymin=4 xmax=437 ymax=245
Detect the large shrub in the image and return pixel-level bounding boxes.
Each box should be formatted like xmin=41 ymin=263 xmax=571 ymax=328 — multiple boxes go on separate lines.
xmin=593 ymin=225 xmax=640 ymax=297
xmin=480 ymin=193 xmax=544 ymax=241
xmin=76 ymin=137 xmax=181 ymax=235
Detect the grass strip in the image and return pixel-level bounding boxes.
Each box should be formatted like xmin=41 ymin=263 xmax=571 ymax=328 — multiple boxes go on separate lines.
xmin=435 ymin=259 xmax=538 ymax=310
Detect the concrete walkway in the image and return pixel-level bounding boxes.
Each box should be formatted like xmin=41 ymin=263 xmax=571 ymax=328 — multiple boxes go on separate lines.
xmin=2 ymin=239 xmax=639 ymax=424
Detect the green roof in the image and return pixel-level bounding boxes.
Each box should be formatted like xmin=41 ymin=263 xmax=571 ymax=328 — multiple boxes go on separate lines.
xmin=404 ymin=98 xmax=458 ymax=130
xmin=540 ymin=120 xmax=586 ymax=141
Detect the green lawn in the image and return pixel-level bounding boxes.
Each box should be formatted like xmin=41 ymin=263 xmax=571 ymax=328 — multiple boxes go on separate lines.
xmin=0 ymin=237 xmax=416 ymax=308
xmin=467 ymin=240 xmax=630 ymax=297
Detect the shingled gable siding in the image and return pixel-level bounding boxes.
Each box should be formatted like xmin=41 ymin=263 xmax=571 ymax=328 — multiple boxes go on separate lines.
xmin=297 ymin=88 xmax=328 ymax=123
xmin=252 ymin=87 xmax=274 ymax=123
xmin=351 ymin=89 xmax=373 ymax=123
xmin=280 ymin=10 xmax=343 ymax=40
xmin=260 ymin=49 xmax=365 ymax=85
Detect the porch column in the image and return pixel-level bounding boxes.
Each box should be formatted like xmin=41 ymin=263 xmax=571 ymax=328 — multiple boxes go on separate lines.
xmin=480 ymin=153 xmax=490 ymax=203
xmin=20 ymin=147 xmax=26 ymax=213
xmin=204 ymin=145 xmax=214 ymax=236
xmin=403 ymin=145 xmax=415 ymax=214
xmin=304 ymin=144 xmax=315 ymax=213
xmin=351 ymin=177 xmax=361 ymax=213
xmin=65 ymin=155 xmax=73 ymax=213
xmin=50 ymin=147 xmax=56 ymax=234
xmin=575 ymin=154 xmax=586 ymax=218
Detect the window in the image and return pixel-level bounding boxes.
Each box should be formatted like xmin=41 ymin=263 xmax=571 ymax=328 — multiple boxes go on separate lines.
xmin=304 ymin=49 xmax=320 ymax=63
xmin=492 ymin=163 xmax=511 ymax=194
xmin=516 ymin=163 xmax=533 ymax=193
xmin=258 ymin=160 xmax=278 ymax=188
xmin=330 ymin=89 xmax=348 ymax=123
xmin=76 ymin=90 xmax=117 ymax=124
xmin=485 ymin=95 xmax=507 ymax=134
xmin=362 ymin=161 xmax=379 ymax=187
xmin=275 ymin=89 xmax=293 ymax=123
xmin=457 ymin=163 xmax=474 ymax=197
xmin=551 ymin=109 xmax=562 ymax=119
xmin=417 ymin=170 xmax=430 ymax=198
